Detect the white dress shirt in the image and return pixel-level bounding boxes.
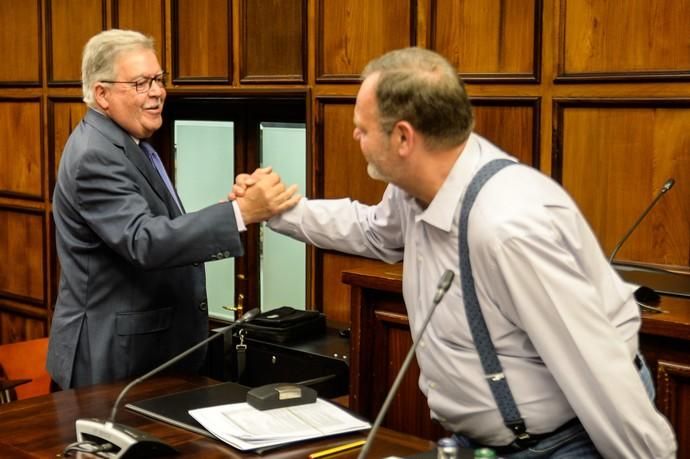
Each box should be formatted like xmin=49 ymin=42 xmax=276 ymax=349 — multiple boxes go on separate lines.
xmin=268 ymin=133 xmax=676 ymax=458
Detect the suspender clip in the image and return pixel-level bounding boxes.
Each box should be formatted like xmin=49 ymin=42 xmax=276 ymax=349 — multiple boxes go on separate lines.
xmin=485 ymin=372 xmax=505 ymax=381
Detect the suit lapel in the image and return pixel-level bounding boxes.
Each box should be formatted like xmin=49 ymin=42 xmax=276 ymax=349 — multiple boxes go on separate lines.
xmin=128 ymin=142 xmax=183 ymax=218
xmin=84 ymin=110 xmax=183 ymax=218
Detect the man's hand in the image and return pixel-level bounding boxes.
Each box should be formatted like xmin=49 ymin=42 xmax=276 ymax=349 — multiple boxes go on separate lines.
xmin=228 ymin=166 xmax=272 ymax=201
xmin=235 ymin=169 xmax=300 ymax=224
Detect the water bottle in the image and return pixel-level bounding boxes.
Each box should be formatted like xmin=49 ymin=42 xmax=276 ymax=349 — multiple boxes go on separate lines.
xmin=473 ymin=447 xmax=497 ymax=458
xmin=437 ymin=437 xmax=459 ymax=459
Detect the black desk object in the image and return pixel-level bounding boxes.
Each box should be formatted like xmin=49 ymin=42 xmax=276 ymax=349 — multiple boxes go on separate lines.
xmin=126 ymin=381 xmax=248 ymax=437
xmin=614 ymin=262 xmax=690 ymax=298
xmin=212 ymin=325 xmax=350 ymax=398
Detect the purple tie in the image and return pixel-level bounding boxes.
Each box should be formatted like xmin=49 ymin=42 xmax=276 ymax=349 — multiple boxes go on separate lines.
xmin=140 ymin=141 xmax=182 ymax=212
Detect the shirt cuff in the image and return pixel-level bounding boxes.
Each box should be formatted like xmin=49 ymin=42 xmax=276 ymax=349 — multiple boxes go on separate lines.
xmin=231 ymin=200 xmax=247 ymax=232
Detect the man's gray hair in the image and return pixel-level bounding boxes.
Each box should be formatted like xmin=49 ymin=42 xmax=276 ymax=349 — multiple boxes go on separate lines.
xmin=81 ymin=29 xmax=155 ymax=107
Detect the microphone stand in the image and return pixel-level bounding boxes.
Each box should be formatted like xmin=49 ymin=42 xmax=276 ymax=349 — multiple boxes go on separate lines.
xmin=73 ymin=308 xmax=259 ymax=458
xmin=608 ymin=178 xmax=674 ymax=264
xmin=357 ymin=270 xmax=454 ymax=459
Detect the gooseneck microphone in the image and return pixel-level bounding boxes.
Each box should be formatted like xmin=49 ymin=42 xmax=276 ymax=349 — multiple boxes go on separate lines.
xmin=357 ymin=270 xmax=455 ymax=459
xmin=73 ymin=308 xmax=259 ymax=459
xmin=608 ymin=178 xmax=675 ymax=264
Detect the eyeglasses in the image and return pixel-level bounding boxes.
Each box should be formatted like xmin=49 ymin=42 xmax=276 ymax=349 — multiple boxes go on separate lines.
xmin=101 ymin=72 xmax=167 ymax=93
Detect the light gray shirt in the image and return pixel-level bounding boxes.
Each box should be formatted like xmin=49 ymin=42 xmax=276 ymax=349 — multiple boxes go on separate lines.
xmin=268 ymin=133 xmax=676 ymax=458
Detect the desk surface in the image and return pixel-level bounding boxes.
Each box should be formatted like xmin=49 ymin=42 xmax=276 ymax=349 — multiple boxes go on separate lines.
xmin=0 ymin=375 xmax=433 ymax=458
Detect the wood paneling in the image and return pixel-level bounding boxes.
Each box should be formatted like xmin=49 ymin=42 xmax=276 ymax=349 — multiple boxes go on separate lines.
xmin=0 ymin=99 xmax=43 ymax=199
xmin=47 ymin=0 xmax=105 ymax=85
xmin=320 ymin=253 xmax=390 ymax=323
xmin=656 ymin=359 xmax=690 ymax=459
xmin=240 ymin=0 xmax=306 ymax=83
xmin=0 ymin=306 xmax=47 ymax=344
xmin=317 ymin=97 xmax=386 ymax=202
xmin=0 ymin=207 xmax=45 ymax=304
xmin=0 ymin=0 xmax=41 ymax=85
xmin=316 ymin=0 xmax=415 ymax=82
xmin=172 ymin=0 xmax=231 ymax=83
xmin=114 ymin=0 xmax=166 ymax=70
xmin=49 ymin=99 xmax=88 ymax=194
xmin=430 ymin=0 xmax=541 ymax=82
xmin=554 ymin=100 xmax=690 ymax=266
xmin=375 ymin=317 xmax=442 ymax=438
xmin=472 ymin=98 xmax=540 ymax=167
xmin=559 ymin=0 xmax=690 ymax=81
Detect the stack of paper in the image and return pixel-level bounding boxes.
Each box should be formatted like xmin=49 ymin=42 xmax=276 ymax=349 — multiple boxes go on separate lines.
xmin=189 ymin=399 xmax=371 ymax=451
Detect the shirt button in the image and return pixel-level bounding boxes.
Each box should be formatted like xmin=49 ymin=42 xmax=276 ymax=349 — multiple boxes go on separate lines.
xmin=429 ymin=381 xmax=436 ymax=389
xmin=420 ymin=341 xmax=425 ymax=348
xmin=223 ymin=250 xmax=231 ymax=258
xmin=199 ymin=300 xmax=208 ymax=311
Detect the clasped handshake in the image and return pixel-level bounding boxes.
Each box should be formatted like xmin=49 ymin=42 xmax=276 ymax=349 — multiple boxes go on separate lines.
xmin=229 ymin=166 xmax=300 ymax=225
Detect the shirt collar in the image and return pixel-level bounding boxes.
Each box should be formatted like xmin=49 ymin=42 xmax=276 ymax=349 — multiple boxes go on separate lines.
xmin=418 ymin=133 xmax=483 ymax=231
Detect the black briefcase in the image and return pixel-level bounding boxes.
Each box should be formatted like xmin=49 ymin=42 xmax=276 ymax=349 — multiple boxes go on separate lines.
xmin=239 ymin=306 xmax=326 ymax=344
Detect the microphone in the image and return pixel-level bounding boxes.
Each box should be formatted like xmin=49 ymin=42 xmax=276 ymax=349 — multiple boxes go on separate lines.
xmin=73 ymin=308 xmax=259 ymax=458
xmin=608 ymin=178 xmax=674 ymax=264
xmin=357 ymin=270 xmax=455 ymax=459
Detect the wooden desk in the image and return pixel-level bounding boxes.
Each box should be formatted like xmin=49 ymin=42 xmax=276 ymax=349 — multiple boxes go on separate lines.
xmin=343 ymin=263 xmax=690 ymax=457
xmin=0 ymin=374 xmax=433 ymax=458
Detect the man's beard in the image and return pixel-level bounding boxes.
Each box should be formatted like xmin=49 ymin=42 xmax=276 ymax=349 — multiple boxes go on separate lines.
xmin=367 ymin=162 xmax=389 ymax=182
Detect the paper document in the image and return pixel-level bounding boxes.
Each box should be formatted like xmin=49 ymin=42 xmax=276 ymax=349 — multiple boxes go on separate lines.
xmin=189 ymin=399 xmax=370 ymax=450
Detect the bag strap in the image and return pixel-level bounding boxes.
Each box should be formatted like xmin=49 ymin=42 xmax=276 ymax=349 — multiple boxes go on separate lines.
xmin=458 ymin=159 xmax=531 ymax=441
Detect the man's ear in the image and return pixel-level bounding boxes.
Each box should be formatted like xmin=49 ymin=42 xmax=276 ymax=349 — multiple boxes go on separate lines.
xmin=394 ymin=121 xmax=415 ymax=157
xmin=94 ymin=84 xmax=110 ymax=111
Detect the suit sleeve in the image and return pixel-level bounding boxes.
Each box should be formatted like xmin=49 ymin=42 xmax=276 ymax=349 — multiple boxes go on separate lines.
xmin=74 ymin=146 xmax=243 ymax=269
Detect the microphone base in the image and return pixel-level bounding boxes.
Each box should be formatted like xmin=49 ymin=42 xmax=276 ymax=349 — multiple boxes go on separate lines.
xmin=75 ymin=418 xmax=177 ymax=458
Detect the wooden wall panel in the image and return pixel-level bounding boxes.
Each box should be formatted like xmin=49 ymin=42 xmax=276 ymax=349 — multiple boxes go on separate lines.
xmin=560 ymin=0 xmax=690 ymax=81
xmin=0 ymin=306 xmax=47 ymax=343
xmin=372 ymin=316 xmax=444 ymax=439
xmin=0 ymin=207 xmax=45 ymax=304
xmin=240 ymin=0 xmax=306 ymax=83
xmin=656 ymin=360 xmax=690 ymax=459
xmin=0 ymin=99 xmax=43 ymax=199
xmin=49 ymin=99 xmax=88 ymax=192
xmin=172 ymin=0 xmax=231 ymax=83
xmin=114 ymin=0 xmax=166 ymax=70
xmin=472 ymin=98 xmax=540 ymax=167
xmin=554 ymin=101 xmax=690 ymax=266
xmin=0 ymin=1 xmax=41 ymax=85
xmin=318 ymin=98 xmax=386 ymax=202
xmin=316 ymin=0 xmax=415 ymax=82
xmin=47 ymin=0 xmax=105 ymax=85
xmin=321 ymin=254 xmax=391 ymax=323
xmin=431 ymin=0 xmax=540 ymax=82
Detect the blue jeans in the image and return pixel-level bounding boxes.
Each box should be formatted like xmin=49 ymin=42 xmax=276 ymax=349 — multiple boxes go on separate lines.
xmin=453 ymin=354 xmax=654 ymax=458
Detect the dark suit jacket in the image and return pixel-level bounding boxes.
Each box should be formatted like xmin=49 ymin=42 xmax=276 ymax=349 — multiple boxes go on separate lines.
xmin=47 ymin=109 xmax=243 ymax=389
